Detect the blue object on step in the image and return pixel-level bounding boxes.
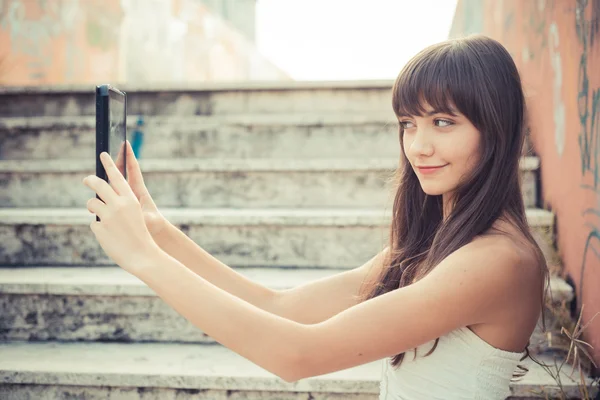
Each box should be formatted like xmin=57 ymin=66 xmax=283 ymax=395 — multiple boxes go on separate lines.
xmin=131 ymin=116 xmax=144 ymax=158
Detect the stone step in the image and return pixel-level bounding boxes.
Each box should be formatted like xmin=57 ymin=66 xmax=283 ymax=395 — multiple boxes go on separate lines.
xmin=0 ymin=266 xmax=573 ymax=345
xmin=0 ymin=113 xmax=534 ymax=161
xmin=0 ymin=157 xmax=539 ymax=208
xmin=0 ymin=114 xmax=400 ymax=160
xmin=0 ymin=207 xmax=554 ymax=268
xmin=0 ymin=81 xmax=394 ymax=118
xmin=0 ymin=341 xmax=595 ymax=399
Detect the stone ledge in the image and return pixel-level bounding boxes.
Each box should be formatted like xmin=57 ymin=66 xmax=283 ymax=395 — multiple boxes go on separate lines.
xmin=0 ymin=341 xmax=595 ymax=398
xmin=0 ymin=156 xmax=540 ymax=173
xmin=0 ymin=80 xmax=396 ymax=95
xmin=0 ymin=207 xmax=554 ymax=227
xmin=0 ymin=266 xmax=573 ymax=303
xmin=0 ymin=114 xmax=398 ymax=130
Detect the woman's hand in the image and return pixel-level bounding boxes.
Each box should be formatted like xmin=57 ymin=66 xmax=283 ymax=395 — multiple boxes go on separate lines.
xmin=84 ymin=151 xmax=163 ymax=273
xmin=114 ymin=140 xmax=168 ymax=238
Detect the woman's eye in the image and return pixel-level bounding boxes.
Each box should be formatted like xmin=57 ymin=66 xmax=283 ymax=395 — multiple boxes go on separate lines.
xmin=435 ymin=119 xmax=453 ymax=127
xmin=400 ymin=119 xmax=453 ymax=129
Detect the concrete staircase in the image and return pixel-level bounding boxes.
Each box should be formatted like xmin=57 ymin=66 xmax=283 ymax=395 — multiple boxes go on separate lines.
xmin=0 ymin=82 xmax=596 ymax=399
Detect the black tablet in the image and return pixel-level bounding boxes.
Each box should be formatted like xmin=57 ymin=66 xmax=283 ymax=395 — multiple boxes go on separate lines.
xmin=95 ymin=84 xmax=127 ymax=220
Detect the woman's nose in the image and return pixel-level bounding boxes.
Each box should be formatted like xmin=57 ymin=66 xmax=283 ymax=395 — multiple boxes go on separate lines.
xmin=408 ymin=129 xmax=435 ymax=157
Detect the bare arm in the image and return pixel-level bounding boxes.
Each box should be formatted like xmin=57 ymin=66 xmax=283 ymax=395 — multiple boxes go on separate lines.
xmin=154 ymin=221 xmax=389 ymax=324
xmin=270 ymin=247 xmax=390 ymax=324
xmin=153 ymin=221 xmax=278 ymax=312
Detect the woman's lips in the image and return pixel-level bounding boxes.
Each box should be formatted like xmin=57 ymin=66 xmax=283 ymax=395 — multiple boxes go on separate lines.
xmin=416 ymin=164 xmax=448 ymax=175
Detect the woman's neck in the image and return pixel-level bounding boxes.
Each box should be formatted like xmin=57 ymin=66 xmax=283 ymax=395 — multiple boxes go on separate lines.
xmin=442 ymin=192 xmax=454 ymax=221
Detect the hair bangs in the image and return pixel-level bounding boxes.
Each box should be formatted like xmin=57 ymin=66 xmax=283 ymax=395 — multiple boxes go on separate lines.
xmin=392 ymin=42 xmax=476 ymax=121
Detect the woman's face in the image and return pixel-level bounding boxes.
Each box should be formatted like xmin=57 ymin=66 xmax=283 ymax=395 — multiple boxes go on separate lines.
xmin=400 ymin=103 xmax=481 ymax=199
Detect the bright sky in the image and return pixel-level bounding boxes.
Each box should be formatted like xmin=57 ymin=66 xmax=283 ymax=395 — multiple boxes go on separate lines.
xmin=256 ymin=0 xmax=458 ymax=80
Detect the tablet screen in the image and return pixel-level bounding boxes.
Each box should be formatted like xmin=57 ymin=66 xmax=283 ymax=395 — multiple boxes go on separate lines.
xmin=109 ymin=89 xmax=127 ymax=182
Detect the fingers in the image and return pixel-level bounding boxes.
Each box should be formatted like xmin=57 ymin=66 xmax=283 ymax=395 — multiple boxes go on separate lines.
xmin=83 ymin=175 xmax=119 ymax=204
xmin=115 ymin=141 xmax=126 ymax=178
xmin=126 ymin=140 xmax=141 ymax=172
xmin=99 ymin=152 xmax=135 ymax=198
xmin=87 ymin=197 xmax=107 ymax=220
xmin=125 ymin=140 xmax=147 ymax=191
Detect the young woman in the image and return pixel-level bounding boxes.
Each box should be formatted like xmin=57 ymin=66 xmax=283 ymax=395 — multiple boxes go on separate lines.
xmin=84 ymin=34 xmax=549 ymax=400
xmin=366 ymin=34 xmax=549 ymax=399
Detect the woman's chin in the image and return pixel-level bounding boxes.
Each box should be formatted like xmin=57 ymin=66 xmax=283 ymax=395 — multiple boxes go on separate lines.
xmin=420 ymin=185 xmax=449 ymax=196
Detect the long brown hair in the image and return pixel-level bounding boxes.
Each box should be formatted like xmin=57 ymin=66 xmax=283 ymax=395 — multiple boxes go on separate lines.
xmin=358 ymin=34 xmax=550 ymax=378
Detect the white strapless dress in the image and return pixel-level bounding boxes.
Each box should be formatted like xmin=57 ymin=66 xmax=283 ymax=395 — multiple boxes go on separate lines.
xmin=379 ymin=326 xmax=527 ymax=399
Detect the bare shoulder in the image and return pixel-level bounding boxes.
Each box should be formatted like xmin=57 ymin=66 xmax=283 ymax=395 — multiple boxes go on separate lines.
xmin=483 ymin=221 xmax=542 ymax=279
xmin=469 ymin=225 xmax=543 ymax=302
xmin=424 ymin=228 xmax=542 ymax=310
xmin=471 ymin=230 xmax=538 ymax=270
xmin=462 ymin=225 xmax=544 ymax=351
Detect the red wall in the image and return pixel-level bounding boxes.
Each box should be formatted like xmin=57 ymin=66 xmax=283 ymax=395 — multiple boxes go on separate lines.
xmin=452 ymin=0 xmax=600 ymax=370
xmin=0 ymin=0 xmax=288 ymax=85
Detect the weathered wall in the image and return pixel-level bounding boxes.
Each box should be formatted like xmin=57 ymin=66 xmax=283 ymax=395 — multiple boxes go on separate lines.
xmin=0 ymin=0 xmax=288 ymax=86
xmin=199 ymin=0 xmax=256 ymax=41
xmin=451 ymin=0 xmax=600 ymax=371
